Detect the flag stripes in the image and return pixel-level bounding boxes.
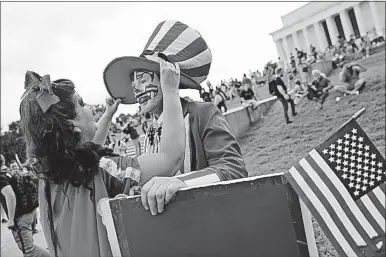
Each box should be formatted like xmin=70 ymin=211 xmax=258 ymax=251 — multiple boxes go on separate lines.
xmin=308 ymin=151 xmax=379 ymax=239
xmin=155 ymin=21 xmax=189 ymax=53
xmin=286 ymin=149 xmax=386 ymax=256
xmin=286 ymin=167 xmax=356 ymax=257
xmin=297 ymin=159 xmax=366 ymax=246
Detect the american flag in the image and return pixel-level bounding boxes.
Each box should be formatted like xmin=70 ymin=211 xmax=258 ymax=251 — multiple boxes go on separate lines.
xmin=285 ymin=119 xmax=385 ymax=257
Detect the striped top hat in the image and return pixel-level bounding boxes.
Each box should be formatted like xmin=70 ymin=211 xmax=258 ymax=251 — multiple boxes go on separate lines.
xmin=104 ymin=20 xmax=212 ymax=104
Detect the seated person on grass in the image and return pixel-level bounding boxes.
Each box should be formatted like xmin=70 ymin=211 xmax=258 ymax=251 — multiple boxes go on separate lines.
xmin=240 ymin=83 xmax=259 ymax=109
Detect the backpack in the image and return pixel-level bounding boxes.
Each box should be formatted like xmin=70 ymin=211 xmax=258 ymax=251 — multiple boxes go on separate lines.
xmin=10 ymin=171 xmax=39 ymax=216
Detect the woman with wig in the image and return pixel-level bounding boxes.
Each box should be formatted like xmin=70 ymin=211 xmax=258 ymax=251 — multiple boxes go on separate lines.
xmin=19 ymin=60 xmax=185 ymax=257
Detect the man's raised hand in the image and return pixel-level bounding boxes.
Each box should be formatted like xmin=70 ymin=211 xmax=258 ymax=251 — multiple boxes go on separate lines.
xmin=160 ymin=59 xmax=180 ymax=94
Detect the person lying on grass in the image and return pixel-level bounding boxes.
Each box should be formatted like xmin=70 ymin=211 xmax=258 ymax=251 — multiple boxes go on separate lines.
xmin=312 ymin=69 xmax=360 ymax=109
xmin=339 ymin=62 xmax=367 ymax=94
xmin=19 ymin=60 xmax=186 ymax=257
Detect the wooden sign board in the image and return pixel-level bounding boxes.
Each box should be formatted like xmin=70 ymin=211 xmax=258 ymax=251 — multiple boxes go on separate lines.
xmin=99 ymin=173 xmax=318 ymax=257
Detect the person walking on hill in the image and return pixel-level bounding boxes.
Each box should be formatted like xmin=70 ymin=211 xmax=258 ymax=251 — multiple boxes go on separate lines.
xmin=268 ymin=67 xmax=297 ymax=124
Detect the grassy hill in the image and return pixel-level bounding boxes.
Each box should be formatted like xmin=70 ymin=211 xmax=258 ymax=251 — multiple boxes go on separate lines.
xmin=239 ymin=50 xmax=385 ymax=257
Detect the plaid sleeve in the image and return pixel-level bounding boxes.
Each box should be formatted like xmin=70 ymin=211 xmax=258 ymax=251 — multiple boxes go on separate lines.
xmin=175 ymin=169 xmax=221 ymax=187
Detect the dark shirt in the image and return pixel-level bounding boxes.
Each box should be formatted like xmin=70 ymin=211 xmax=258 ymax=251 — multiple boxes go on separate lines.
xmin=313 ymin=77 xmax=331 ymax=90
xmin=201 ymin=91 xmax=212 ymax=102
xmin=240 ymin=88 xmax=255 ymax=100
xmin=235 ymin=81 xmax=242 ymax=89
xmin=0 ymin=171 xmax=13 ymax=217
xmin=124 ymin=123 xmax=139 ymax=139
xmin=269 ymin=77 xmax=288 ymax=98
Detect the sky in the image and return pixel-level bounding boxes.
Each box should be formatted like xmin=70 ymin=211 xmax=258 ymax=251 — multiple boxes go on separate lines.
xmin=1 ymin=1 xmax=307 ymax=130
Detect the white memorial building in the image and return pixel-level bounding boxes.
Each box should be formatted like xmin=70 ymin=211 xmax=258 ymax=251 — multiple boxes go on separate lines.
xmin=270 ymin=1 xmax=385 ymax=64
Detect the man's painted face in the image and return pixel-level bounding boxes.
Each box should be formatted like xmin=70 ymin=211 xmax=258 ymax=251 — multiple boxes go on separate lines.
xmin=131 ymin=70 xmax=162 ymax=114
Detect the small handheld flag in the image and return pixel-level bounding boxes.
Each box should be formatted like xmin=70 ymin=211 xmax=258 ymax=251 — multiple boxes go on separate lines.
xmin=285 ymin=109 xmax=385 ymax=257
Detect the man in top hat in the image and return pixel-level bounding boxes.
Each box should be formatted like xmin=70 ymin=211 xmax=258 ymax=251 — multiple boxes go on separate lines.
xmin=104 ymin=20 xmax=247 ymax=216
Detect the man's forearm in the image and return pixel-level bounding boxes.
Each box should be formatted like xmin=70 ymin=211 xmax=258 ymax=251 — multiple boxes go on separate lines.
xmin=92 ymin=112 xmax=113 ymax=145
xmin=5 ymin=195 xmax=16 ymax=222
xmin=160 ymin=92 xmax=185 ymax=165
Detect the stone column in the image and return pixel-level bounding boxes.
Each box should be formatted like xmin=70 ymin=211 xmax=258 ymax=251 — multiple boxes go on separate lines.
xmin=314 ymin=22 xmax=326 ymax=51
xmin=354 ymin=3 xmax=366 ymax=36
xmin=274 ymin=40 xmax=285 ymax=63
xmin=292 ymin=31 xmax=301 ymax=50
xmin=339 ymin=9 xmax=353 ymax=40
xmin=302 ymin=27 xmax=311 ymax=53
xmin=326 ymin=15 xmax=338 ymax=45
xmin=282 ymin=36 xmax=291 ymax=60
xmin=369 ymin=1 xmax=383 ymax=35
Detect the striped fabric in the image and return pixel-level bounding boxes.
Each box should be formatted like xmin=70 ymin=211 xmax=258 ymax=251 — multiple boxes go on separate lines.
xmin=141 ymin=20 xmax=212 ymax=85
xmin=285 ymin=120 xmax=385 ymax=257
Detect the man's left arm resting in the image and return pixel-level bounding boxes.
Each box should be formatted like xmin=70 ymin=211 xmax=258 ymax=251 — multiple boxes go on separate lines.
xmin=177 ymin=105 xmax=248 ymax=187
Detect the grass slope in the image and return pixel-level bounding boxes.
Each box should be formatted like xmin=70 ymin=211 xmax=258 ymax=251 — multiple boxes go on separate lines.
xmin=239 ymin=51 xmax=385 ymax=257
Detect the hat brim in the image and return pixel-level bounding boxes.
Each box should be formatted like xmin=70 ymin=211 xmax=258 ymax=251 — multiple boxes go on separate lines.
xmin=103 ymin=56 xmax=202 ymax=104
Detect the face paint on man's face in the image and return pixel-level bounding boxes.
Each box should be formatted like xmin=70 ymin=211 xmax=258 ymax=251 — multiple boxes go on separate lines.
xmin=132 ymin=70 xmax=160 ymax=106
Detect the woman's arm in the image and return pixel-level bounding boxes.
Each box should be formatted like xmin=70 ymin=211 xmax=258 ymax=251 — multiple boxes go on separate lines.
xmin=92 ymin=98 xmax=121 ymax=145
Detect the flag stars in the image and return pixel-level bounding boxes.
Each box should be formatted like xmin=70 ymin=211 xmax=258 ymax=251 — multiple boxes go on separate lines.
xmin=337 ymin=139 xmax=343 ymax=144
xmin=350 ymin=175 xmax=355 ymax=181
xmin=343 ymin=160 xmax=349 ymax=166
xmin=364 ymin=152 xmax=370 ymax=158
xmin=357 ymin=158 xmax=363 ymax=163
xmin=343 ymin=167 xmax=348 ymax=172
xmin=356 ymin=177 xmax=362 ymax=183
xmin=344 ymin=140 xmax=350 ymax=146
xmin=363 ymin=172 xmax=369 ymax=178
xmin=371 ymin=153 xmax=376 ymax=159
xmin=357 ymin=164 xmax=363 ymax=170
xmin=344 ymin=133 xmax=351 ymax=139
xmin=336 ymin=165 xmax=342 ymax=171
xmin=350 ymin=162 xmax=356 ymax=168
xmin=377 ymin=162 xmax=383 ymax=168
xmin=329 ymin=144 xmax=336 ymax=149
xmin=371 ymin=160 xmax=376 ymax=166
xmin=376 ymin=169 xmax=383 ymax=174
xmin=364 ymin=159 xmax=369 ymax=164
xmin=355 ymin=184 xmax=361 ymax=189
xmin=369 ymin=181 xmax=375 ymax=186
xmin=358 ymin=144 xmax=363 ymax=149
xmin=354 ymin=190 xmax=360 ymax=196
xmin=323 ymin=149 xmax=328 ymax=155
xmin=361 ymin=185 xmax=367 ymax=191
xmin=363 ymin=166 xmax=369 ymax=171
xmin=351 ymin=142 xmax=357 ymax=148
xmin=329 ymin=157 xmax=335 ymax=162
xmin=337 ymin=152 xmax=342 ymax=158
xmin=364 ymin=145 xmax=370 ymax=151
xmin=371 ymin=167 xmax=376 ymax=173
xmin=349 ymin=169 xmax=356 ymax=174
xmin=329 ymin=150 xmax=335 ymax=156
xmin=351 ymin=135 xmax=357 ymax=141
xmin=342 ymin=173 xmax=348 ymax=179
xmin=337 ymin=145 xmax=343 ymax=151
xmin=350 ymin=148 xmax=356 ymax=155
xmin=358 ymin=136 xmax=363 ymax=142
xmin=344 ymin=154 xmax=349 ymax=159
xmin=352 ymin=128 xmax=357 ymax=134
xmin=336 ymin=159 xmax=342 ymax=165
xmin=376 ymin=175 xmax=382 ymax=181
xmin=370 ymin=174 xmax=376 ymax=179
xmin=344 ymin=147 xmax=350 ymax=152
xmin=349 ymin=182 xmax=355 ymax=188
xmin=362 ymin=179 xmax=368 ymax=185
xmin=357 ymin=150 xmax=363 ymax=156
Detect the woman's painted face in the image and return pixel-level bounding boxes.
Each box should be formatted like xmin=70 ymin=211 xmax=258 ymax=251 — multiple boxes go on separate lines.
xmin=131 ymin=70 xmax=162 ymax=114
xmin=73 ymin=93 xmax=97 ymax=142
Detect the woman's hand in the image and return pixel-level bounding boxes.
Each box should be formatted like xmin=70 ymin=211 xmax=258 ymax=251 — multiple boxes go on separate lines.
xmin=105 ymin=97 xmax=121 ymax=118
xmin=160 ymin=59 xmax=180 ymax=94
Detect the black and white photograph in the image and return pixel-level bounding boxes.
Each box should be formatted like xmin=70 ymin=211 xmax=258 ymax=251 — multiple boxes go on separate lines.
xmin=1 ymin=1 xmax=385 ymax=257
